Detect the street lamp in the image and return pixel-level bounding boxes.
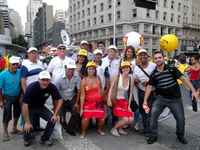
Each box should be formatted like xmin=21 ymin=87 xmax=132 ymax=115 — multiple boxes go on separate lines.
xmin=113 ymin=0 xmax=116 ymax=46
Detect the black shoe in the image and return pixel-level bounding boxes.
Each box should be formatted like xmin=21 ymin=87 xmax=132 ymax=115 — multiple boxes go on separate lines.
xmin=40 ymin=139 xmax=54 ymax=146
xmin=146 ymin=136 xmax=157 ymax=144
xmin=177 ymin=136 xmax=188 ymax=144
xmin=24 ymin=140 xmax=32 ymax=147
xmin=66 ymin=129 xmax=76 ymax=136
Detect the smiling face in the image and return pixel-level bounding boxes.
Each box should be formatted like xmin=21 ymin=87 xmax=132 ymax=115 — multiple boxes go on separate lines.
xmin=121 ymin=66 xmax=130 ymax=75
xmin=28 ymin=51 xmax=38 ymax=62
xmin=139 ymin=52 xmax=149 ymax=64
xmin=154 ymin=53 xmax=165 ymax=67
xmin=39 ymin=79 xmax=50 ymax=89
xmin=87 ymin=66 xmax=96 ymax=76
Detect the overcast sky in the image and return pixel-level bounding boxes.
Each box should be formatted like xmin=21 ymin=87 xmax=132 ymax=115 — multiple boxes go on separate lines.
xmin=7 ymin=0 xmax=68 ymax=28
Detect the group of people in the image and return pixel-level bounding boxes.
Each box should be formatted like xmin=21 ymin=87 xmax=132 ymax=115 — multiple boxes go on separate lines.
xmin=0 ymin=40 xmax=199 ymax=147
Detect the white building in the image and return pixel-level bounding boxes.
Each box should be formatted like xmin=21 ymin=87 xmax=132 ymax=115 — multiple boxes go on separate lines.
xmin=55 ymin=9 xmax=70 ymax=32
xmin=0 ymin=0 xmax=11 ymax=54
xmin=69 ymin=0 xmax=200 ymax=54
xmin=9 ymin=9 xmax=23 ymax=38
xmin=25 ymin=0 xmax=42 ymax=46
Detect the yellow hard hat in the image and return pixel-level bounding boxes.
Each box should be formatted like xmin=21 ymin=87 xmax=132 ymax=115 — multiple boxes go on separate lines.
xmin=160 ymin=34 xmax=179 ymax=53
xmin=78 ymin=49 xmax=88 ymax=56
xmin=120 ymin=61 xmax=131 ymax=68
xmin=86 ymin=61 xmax=96 ymax=68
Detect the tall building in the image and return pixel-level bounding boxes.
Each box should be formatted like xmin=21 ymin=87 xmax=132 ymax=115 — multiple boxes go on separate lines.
xmin=69 ymin=0 xmax=200 ymax=54
xmin=0 ymin=0 xmax=11 ymax=53
xmin=33 ymin=3 xmax=53 ymax=47
xmin=9 ymin=9 xmax=23 ymax=38
xmin=25 ymin=0 xmax=42 ymax=46
xmin=55 ymin=9 xmax=70 ymax=32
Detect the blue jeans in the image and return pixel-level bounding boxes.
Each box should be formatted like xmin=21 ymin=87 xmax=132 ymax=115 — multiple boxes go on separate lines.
xmin=23 ymin=106 xmax=55 ymax=142
xmin=149 ymin=95 xmax=185 ymax=138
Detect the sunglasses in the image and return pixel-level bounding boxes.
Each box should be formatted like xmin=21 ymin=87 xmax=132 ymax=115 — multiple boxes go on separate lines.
xmin=12 ymin=63 xmax=19 ymax=66
xmin=58 ymin=47 xmax=66 ymax=50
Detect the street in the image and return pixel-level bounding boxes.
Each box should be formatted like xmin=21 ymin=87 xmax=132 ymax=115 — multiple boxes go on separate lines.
xmin=0 ymin=89 xmax=200 ymax=150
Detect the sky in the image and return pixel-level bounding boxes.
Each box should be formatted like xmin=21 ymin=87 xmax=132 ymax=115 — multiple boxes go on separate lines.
xmin=7 ymin=0 xmax=68 ymax=29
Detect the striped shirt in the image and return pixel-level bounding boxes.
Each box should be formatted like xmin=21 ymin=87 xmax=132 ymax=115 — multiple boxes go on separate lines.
xmin=149 ymin=65 xmax=183 ymax=98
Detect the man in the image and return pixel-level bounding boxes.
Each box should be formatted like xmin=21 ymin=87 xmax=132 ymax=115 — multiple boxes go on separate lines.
xmin=47 ymin=44 xmax=75 ymax=83
xmin=80 ymin=40 xmax=94 ymax=61
xmin=143 ymin=51 xmax=199 ymax=144
xmin=0 ymin=56 xmax=21 ymax=141
xmin=22 ymin=71 xmax=63 ymax=146
xmin=101 ymin=45 xmax=120 ymax=126
xmin=97 ymin=41 xmax=107 ymax=57
xmin=55 ymin=61 xmax=81 ymax=136
xmin=21 ymin=47 xmax=44 ymax=93
xmin=133 ymin=49 xmax=156 ymax=136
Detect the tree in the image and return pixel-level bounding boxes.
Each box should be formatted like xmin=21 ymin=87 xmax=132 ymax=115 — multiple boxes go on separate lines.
xmin=12 ymin=35 xmax=28 ymax=48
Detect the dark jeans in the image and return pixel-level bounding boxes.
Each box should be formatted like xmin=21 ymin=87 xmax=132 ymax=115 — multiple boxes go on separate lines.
xmin=3 ymin=95 xmax=20 ymax=124
xmin=24 ymin=106 xmax=55 ymax=142
xmin=138 ymin=89 xmax=154 ymax=134
xmin=61 ymin=100 xmax=80 ymax=132
xmin=149 ymin=95 xmax=185 ymax=138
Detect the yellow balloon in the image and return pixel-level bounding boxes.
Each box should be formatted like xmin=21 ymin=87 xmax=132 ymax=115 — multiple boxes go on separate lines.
xmin=160 ymin=34 xmax=179 ymax=52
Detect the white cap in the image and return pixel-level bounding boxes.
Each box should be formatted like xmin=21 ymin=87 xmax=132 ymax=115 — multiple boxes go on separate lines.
xmin=108 ymin=45 xmax=117 ymax=51
xmin=93 ymin=49 xmax=103 ymax=55
xmin=27 ymin=47 xmax=38 ymax=53
xmin=39 ymin=71 xmax=51 ymax=80
xmin=80 ymin=40 xmax=89 ymax=45
xmin=137 ymin=49 xmax=148 ymax=55
xmin=57 ymin=44 xmax=66 ymax=49
xmin=9 ymin=56 xmax=20 ymax=64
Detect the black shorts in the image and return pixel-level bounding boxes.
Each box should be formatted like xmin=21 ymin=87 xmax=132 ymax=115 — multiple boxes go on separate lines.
xmin=3 ymin=95 xmax=21 ymax=123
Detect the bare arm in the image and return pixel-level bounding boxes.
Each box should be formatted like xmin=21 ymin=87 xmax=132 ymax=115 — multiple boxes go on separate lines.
xmin=80 ymin=79 xmax=85 ymax=116
xmin=107 ymin=76 xmax=117 ymax=107
xmin=53 ymin=99 xmax=63 ymax=116
xmin=21 ymin=78 xmax=27 ymax=94
xmin=0 ymin=90 xmax=4 ymax=108
xmin=143 ymin=85 xmax=153 ymax=105
xmin=128 ymin=75 xmax=134 ymax=107
xmin=22 ymin=103 xmax=30 ymax=124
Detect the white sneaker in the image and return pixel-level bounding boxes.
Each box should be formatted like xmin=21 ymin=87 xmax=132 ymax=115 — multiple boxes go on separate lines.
xmin=110 ymin=128 xmax=120 ymax=137
xmin=118 ymin=128 xmax=128 ymax=135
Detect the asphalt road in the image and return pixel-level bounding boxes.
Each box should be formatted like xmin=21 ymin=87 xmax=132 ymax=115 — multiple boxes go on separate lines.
xmin=0 ymin=88 xmax=200 ymax=150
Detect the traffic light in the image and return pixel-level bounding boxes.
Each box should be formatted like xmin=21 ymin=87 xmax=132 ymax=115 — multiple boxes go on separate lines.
xmin=134 ymin=0 xmax=157 ymax=9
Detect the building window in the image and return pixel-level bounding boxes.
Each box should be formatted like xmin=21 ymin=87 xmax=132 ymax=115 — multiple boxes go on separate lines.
xmin=82 ymin=10 xmax=85 ymax=18
xmin=70 ymin=6 xmax=72 ymax=13
xmin=78 ymin=22 xmax=80 ymax=30
xmin=78 ymin=12 xmax=80 ymax=19
xmin=70 ymin=16 xmax=72 ymax=22
xmin=177 ymin=15 xmax=181 ymax=24
xmin=164 ymin=0 xmax=167 ymax=8
xmin=100 ymin=15 xmax=104 ymax=23
xmin=87 ymin=19 xmax=91 ymax=27
xmin=178 ymin=2 xmax=181 ymax=11
xmin=87 ymin=8 xmax=90 ymax=16
xmin=163 ymin=12 xmax=167 ymax=21
xmin=146 ymin=9 xmax=150 ymax=18
xmin=117 ymin=11 xmax=121 ymax=20
xmin=155 ymin=10 xmax=159 ymax=19
xmin=93 ymin=17 xmax=97 ymax=25
xmin=171 ymin=1 xmax=174 ymax=9
xmin=100 ymin=3 xmax=104 ymax=11
xmin=108 ymin=13 xmax=112 ymax=22
xmin=73 ymin=4 xmax=76 ymax=11
xmin=94 ymin=5 xmax=97 ymax=13
xmin=82 ymin=0 xmax=85 ymax=7
xmin=77 ymin=1 xmax=80 ymax=8
xmin=132 ymin=9 xmax=137 ymax=17
xmin=87 ymin=0 xmax=90 ymax=4
xmin=108 ymin=0 xmax=112 ymax=9
xmin=170 ymin=13 xmax=174 ymax=22
xmin=82 ymin=21 xmax=85 ymax=29
xmin=117 ymin=0 xmax=121 ymax=6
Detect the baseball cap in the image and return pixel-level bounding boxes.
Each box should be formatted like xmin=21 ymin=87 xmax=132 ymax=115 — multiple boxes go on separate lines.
xmin=80 ymin=40 xmax=89 ymax=45
xmin=57 ymin=44 xmax=66 ymax=49
xmin=39 ymin=71 xmax=51 ymax=80
xmin=137 ymin=49 xmax=148 ymax=55
xmin=120 ymin=61 xmax=131 ymax=68
xmin=27 ymin=47 xmax=38 ymax=53
xmin=108 ymin=45 xmax=118 ymax=51
xmin=9 ymin=56 xmax=20 ymax=64
xmin=86 ymin=61 xmax=96 ymax=68
xmin=93 ymin=49 xmax=103 ymax=55
xmin=78 ymin=49 xmax=88 ymax=56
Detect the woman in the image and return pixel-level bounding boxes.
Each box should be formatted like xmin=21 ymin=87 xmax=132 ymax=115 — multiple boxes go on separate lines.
xmin=80 ymin=61 xmax=106 ymax=138
xmin=76 ymin=49 xmax=88 ymax=77
xmin=188 ymin=55 xmax=200 ymax=111
xmin=123 ymin=46 xmax=136 ymax=70
xmin=108 ymin=61 xmax=134 ymax=136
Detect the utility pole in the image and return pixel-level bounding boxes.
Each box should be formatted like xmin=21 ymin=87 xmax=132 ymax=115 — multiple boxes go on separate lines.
xmin=113 ymin=0 xmax=116 ymax=46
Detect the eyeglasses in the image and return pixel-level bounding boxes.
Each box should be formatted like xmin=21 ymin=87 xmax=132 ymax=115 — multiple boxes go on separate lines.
xmin=58 ymin=47 xmax=66 ymax=50
xmin=12 ymin=63 xmax=19 ymax=66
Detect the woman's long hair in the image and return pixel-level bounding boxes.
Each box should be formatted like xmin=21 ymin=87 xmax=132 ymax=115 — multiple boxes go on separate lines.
xmin=123 ymin=46 xmax=136 ymax=61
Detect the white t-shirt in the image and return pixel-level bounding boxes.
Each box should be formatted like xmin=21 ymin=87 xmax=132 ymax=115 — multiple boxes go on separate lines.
xmin=47 ymin=56 xmax=75 ymax=83
xmin=96 ymin=65 xmax=106 ymax=89
xmin=133 ymin=63 xmax=156 ymax=91
xmin=21 ymin=59 xmax=44 ymax=86
xmin=101 ymin=56 xmax=120 ymax=79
